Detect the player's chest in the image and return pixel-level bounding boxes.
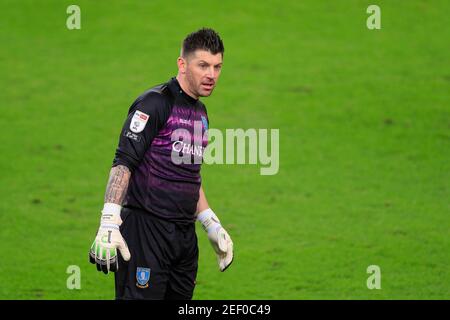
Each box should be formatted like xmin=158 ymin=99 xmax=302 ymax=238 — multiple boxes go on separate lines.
xmin=155 ymin=104 xmax=209 ymax=148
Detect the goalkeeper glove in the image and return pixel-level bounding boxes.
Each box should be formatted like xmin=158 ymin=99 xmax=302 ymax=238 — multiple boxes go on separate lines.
xmin=89 ymin=203 xmax=131 ymax=274
xmin=197 ymin=208 xmax=233 ymax=272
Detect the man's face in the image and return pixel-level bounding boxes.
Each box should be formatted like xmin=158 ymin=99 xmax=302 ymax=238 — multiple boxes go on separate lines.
xmin=180 ymin=50 xmax=223 ymax=98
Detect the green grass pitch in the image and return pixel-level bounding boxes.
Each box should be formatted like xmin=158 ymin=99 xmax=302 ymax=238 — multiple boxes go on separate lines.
xmin=0 ymin=0 xmax=448 ymax=299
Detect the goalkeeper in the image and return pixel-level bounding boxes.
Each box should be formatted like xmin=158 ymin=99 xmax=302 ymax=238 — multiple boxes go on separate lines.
xmin=89 ymin=28 xmax=233 ymax=300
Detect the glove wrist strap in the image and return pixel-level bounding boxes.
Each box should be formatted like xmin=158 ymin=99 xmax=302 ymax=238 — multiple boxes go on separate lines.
xmin=197 ymin=208 xmax=221 ymax=233
xmin=101 ymin=203 xmax=122 ymax=225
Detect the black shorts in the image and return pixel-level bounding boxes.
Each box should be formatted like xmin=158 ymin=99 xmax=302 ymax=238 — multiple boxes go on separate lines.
xmin=115 ymin=207 xmax=198 ymax=300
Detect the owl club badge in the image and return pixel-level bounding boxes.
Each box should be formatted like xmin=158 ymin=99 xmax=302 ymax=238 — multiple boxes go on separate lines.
xmin=136 ymin=267 xmax=151 ymax=288
xmin=201 ymin=115 xmax=208 ymax=130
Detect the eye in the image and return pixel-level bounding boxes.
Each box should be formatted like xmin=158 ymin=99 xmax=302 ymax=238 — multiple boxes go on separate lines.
xmin=215 ymin=65 xmax=222 ymax=70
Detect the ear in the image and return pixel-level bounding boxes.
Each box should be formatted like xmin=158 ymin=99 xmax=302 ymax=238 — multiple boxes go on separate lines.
xmin=177 ymin=56 xmax=186 ymax=74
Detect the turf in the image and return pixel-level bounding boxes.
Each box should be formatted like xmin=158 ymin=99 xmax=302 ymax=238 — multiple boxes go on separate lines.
xmin=0 ymin=0 xmax=448 ymax=299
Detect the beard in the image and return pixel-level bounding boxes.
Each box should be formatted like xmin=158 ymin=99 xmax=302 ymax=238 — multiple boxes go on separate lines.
xmin=185 ymin=71 xmax=214 ymax=98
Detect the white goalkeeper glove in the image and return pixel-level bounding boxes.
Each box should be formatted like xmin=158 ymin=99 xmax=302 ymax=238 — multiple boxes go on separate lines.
xmin=89 ymin=203 xmax=131 ymax=274
xmin=197 ymin=208 xmax=233 ymax=272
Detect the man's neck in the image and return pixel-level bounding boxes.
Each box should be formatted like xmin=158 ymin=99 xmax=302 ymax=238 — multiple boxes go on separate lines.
xmin=176 ymin=75 xmax=198 ymax=100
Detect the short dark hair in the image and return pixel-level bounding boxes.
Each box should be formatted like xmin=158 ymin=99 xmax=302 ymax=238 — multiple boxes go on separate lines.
xmin=181 ymin=28 xmax=224 ymax=58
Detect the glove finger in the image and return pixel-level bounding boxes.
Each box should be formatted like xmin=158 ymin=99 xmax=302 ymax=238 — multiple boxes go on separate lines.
xmin=118 ymin=237 xmax=131 ymax=261
xmin=89 ymin=242 xmax=96 ymax=264
xmin=220 ymin=255 xmax=234 ymax=272
xmin=101 ymin=264 xmax=108 ymax=274
xmin=99 ymin=247 xmax=109 ymax=274
xmin=220 ymin=242 xmax=234 ymax=272
xmin=89 ymin=241 xmax=96 ymax=264
xmin=94 ymin=242 xmax=103 ymax=272
xmin=95 ymin=259 xmax=102 ymax=271
xmin=217 ymin=251 xmax=226 ymax=270
xmin=109 ymin=248 xmax=118 ymax=272
xmin=106 ymin=248 xmax=111 ymax=273
xmin=217 ymin=229 xmax=230 ymax=253
xmin=89 ymin=252 xmax=96 ymax=264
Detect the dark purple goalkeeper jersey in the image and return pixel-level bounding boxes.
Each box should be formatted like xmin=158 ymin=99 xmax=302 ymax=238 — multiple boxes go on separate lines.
xmin=112 ymin=77 xmax=209 ymax=223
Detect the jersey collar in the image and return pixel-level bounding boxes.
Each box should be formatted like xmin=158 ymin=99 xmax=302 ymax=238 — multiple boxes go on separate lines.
xmin=168 ymin=77 xmax=199 ymax=105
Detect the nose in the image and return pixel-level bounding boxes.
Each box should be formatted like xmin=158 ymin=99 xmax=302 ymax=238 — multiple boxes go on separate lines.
xmin=206 ymin=66 xmax=217 ymax=79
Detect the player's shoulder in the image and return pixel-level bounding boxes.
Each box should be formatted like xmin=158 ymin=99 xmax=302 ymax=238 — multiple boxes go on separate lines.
xmin=129 ymin=82 xmax=173 ymax=114
xmin=136 ymin=82 xmax=173 ymax=106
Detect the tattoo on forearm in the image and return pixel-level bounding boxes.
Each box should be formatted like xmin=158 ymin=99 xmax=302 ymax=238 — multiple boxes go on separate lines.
xmin=104 ymin=165 xmax=131 ymax=204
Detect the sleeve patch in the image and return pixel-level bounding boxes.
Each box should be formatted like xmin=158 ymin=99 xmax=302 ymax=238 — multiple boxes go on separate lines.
xmin=130 ymin=110 xmax=149 ymax=133
xmin=124 ymin=130 xmax=141 ymax=142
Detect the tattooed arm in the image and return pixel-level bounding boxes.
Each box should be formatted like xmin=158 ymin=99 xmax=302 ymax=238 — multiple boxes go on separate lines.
xmin=89 ymin=164 xmax=132 ymax=273
xmin=104 ymin=165 xmax=131 ymax=205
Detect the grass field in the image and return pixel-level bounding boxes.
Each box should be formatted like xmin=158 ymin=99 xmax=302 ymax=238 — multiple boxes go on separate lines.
xmin=0 ymin=0 xmax=448 ymax=299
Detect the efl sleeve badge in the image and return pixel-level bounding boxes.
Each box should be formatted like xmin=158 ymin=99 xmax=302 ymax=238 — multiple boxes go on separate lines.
xmin=130 ymin=110 xmax=150 ymax=133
